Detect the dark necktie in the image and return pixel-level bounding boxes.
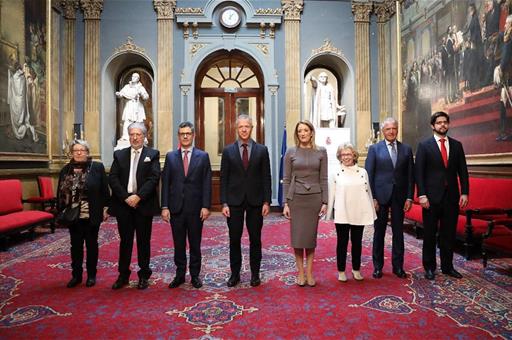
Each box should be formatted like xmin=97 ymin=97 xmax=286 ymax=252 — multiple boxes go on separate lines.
xmin=183 ymin=150 xmax=189 ymax=176
xmin=440 ymin=138 xmax=448 ymax=167
xmin=389 ymin=142 xmax=397 ymax=168
xmin=242 ymin=144 xmax=249 ymax=170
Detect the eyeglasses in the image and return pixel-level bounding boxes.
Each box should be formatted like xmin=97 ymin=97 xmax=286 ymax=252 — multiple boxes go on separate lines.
xmin=178 ymin=132 xmax=193 ymax=137
xmin=72 ymin=149 xmax=88 ymax=153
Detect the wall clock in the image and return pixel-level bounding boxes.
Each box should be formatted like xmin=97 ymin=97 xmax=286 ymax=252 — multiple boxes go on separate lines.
xmin=220 ymin=6 xmax=241 ymax=29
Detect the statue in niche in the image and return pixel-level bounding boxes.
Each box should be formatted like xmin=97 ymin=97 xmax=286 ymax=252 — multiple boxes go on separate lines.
xmin=307 ymin=72 xmax=346 ymax=128
xmin=115 ymin=72 xmax=149 ymax=149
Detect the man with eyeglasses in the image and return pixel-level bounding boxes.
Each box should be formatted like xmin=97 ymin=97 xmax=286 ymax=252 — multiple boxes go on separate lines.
xmin=109 ymin=122 xmax=160 ymax=290
xmin=161 ymin=121 xmax=212 ymax=289
xmin=415 ymin=111 xmax=469 ymax=280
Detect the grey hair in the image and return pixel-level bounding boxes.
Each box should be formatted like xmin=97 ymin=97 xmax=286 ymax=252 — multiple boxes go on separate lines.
xmin=69 ymin=139 xmax=90 ymax=153
xmin=380 ymin=117 xmax=398 ymax=130
xmin=336 ymin=142 xmax=359 ymax=164
xmin=235 ymin=114 xmax=253 ymax=127
xmin=128 ymin=122 xmax=147 ymax=136
xmin=178 ymin=121 xmax=195 ymax=133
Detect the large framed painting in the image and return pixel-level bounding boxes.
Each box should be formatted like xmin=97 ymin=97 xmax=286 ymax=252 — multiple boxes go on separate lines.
xmin=400 ymin=0 xmax=512 ymax=164
xmin=0 ymin=0 xmax=47 ymax=161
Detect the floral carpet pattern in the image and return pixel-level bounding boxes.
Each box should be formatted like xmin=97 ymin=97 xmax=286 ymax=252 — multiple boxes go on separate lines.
xmin=0 ymin=214 xmax=510 ymax=339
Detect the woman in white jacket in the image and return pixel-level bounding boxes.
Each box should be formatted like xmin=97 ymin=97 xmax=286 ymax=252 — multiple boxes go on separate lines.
xmin=327 ymin=143 xmax=376 ymax=282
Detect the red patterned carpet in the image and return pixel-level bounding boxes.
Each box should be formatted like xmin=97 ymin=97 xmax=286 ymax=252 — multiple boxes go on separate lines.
xmin=0 ymin=214 xmax=511 ymax=339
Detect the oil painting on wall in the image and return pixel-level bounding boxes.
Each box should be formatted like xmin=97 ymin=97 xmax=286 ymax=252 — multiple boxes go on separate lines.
xmin=0 ymin=0 xmax=46 ymax=161
xmin=400 ymin=0 xmax=511 ymax=161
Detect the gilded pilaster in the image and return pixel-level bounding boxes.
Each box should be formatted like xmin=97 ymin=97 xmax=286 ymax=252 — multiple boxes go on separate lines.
xmin=281 ymin=0 xmax=303 ymax=146
xmin=80 ymin=0 xmax=103 ymax=157
xmin=352 ymin=2 xmax=372 ymax=153
xmin=375 ymin=3 xmax=391 ymax=121
xmin=154 ymin=0 xmax=176 ymax=153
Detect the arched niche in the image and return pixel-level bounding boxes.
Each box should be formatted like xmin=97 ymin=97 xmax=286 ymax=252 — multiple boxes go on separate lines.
xmin=101 ymin=46 xmax=155 ymax=165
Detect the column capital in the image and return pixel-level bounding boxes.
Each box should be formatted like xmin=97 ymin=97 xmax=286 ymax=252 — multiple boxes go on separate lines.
xmin=80 ymin=0 xmax=103 ymax=20
xmin=153 ymin=0 xmax=176 ymax=20
xmin=61 ymin=0 xmax=79 ymax=19
xmin=281 ymin=0 xmax=303 ymax=21
xmin=374 ymin=3 xmax=392 ymax=23
xmin=352 ymin=2 xmax=372 ymax=23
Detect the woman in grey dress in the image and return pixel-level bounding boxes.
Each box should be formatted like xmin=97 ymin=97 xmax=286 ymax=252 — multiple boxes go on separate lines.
xmin=282 ymin=121 xmax=328 ymax=287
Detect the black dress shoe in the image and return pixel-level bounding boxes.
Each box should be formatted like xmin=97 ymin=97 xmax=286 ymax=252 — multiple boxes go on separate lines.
xmin=442 ymin=269 xmax=463 ymax=279
xmin=424 ymin=270 xmax=435 ymax=280
xmin=250 ymin=275 xmax=261 ymax=287
xmin=227 ymin=274 xmax=240 ymax=287
xmin=392 ymin=269 xmax=407 ymax=279
xmin=137 ymin=278 xmax=149 ymax=290
xmin=191 ymin=277 xmax=203 ymax=289
xmin=372 ymin=269 xmax=383 ymax=279
xmin=67 ymin=277 xmax=82 ymax=288
xmin=112 ymin=277 xmax=129 ymax=290
xmin=168 ymin=276 xmax=185 ymax=288
xmin=85 ymin=277 xmax=96 ymax=287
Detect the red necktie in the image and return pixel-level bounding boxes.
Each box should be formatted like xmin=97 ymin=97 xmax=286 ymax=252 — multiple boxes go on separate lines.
xmin=183 ymin=150 xmax=189 ymax=176
xmin=242 ymin=144 xmax=249 ymax=170
xmin=440 ymin=138 xmax=448 ymax=168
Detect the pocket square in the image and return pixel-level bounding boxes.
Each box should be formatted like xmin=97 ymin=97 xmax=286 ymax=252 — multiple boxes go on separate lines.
xmin=144 ymin=156 xmax=151 ymax=162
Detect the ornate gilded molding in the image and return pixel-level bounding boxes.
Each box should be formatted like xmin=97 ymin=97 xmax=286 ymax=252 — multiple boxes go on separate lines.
xmin=61 ymin=0 xmax=79 ymax=19
xmin=180 ymin=85 xmax=191 ymax=96
xmin=374 ymin=3 xmax=392 ymax=23
xmin=255 ymin=8 xmax=282 ymax=15
xmin=311 ymin=39 xmax=344 ymax=57
xmin=153 ymin=0 xmax=176 ymax=19
xmin=175 ymin=7 xmax=203 ymax=15
xmin=114 ymin=36 xmax=146 ymax=54
xmin=256 ymin=44 xmax=269 ymax=56
xmin=183 ymin=22 xmax=190 ymax=39
xmin=260 ymin=23 xmax=266 ymax=39
xmin=190 ymin=43 xmax=206 ymax=57
xmin=268 ymin=85 xmax=279 ymax=95
xmin=281 ymin=0 xmax=303 ymax=20
xmin=80 ymin=0 xmax=103 ymax=20
xmin=269 ymin=23 xmax=276 ymax=39
xmin=352 ymin=2 xmax=372 ymax=23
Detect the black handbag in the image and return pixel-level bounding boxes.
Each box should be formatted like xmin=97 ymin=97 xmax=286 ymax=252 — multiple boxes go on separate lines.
xmin=56 ymin=204 xmax=80 ymax=226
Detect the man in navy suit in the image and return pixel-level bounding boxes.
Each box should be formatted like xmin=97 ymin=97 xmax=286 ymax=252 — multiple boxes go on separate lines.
xmin=109 ymin=122 xmax=160 ymax=290
xmin=161 ymin=121 xmax=212 ymax=289
xmin=220 ymin=114 xmax=272 ymax=287
xmin=365 ymin=117 xmax=414 ymax=279
xmin=415 ymin=111 xmax=469 ymax=280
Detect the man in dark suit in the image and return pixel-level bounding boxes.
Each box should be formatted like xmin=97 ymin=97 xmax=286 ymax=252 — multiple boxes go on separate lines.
xmin=109 ymin=122 xmax=160 ymax=290
xmin=415 ymin=111 xmax=469 ymax=280
xmin=161 ymin=121 xmax=212 ymax=289
xmin=365 ymin=117 xmax=414 ymax=279
xmin=220 ymin=114 xmax=271 ymax=287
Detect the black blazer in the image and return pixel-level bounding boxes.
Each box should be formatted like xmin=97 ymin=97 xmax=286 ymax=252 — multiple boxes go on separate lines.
xmin=220 ymin=140 xmax=272 ymax=206
xmin=415 ymin=136 xmax=469 ymax=205
xmin=161 ymin=148 xmax=212 ymax=214
xmin=365 ymin=140 xmax=414 ymax=205
xmin=57 ymin=161 xmax=110 ymax=226
xmin=109 ymin=146 xmax=161 ymax=216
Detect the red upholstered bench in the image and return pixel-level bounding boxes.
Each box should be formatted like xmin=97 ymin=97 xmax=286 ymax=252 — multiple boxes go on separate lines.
xmin=0 ymin=179 xmax=54 ymax=249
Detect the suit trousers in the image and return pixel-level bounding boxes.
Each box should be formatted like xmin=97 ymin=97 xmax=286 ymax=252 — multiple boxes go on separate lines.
xmin=335 ymin=223 xmax=364 ymax=271
xmin=227 ymin=200 xmax=263 ymax=276
xmin=372 ymin=192 xmax=405 ymax=271
xmin=116 ymin=207 xmax=153 ymax=280
xmin=422 ymin=191 xmax=459 ymax=272
xmin=69 ymin=219 xmax=100 ymax=279
xmin=170 ymin=211 xmax=203 ymax=278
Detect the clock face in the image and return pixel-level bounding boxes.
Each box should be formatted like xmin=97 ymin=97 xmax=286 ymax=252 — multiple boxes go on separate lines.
xmin=221 ymin=7 xmax=241 ymax=28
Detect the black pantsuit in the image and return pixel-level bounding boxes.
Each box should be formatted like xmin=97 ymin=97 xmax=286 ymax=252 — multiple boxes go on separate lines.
xmin=69 ymin=219 xmax=100 ymax=278
xmin=170 ymin=212 xmax=203 ymax=278
xmin=335 ymin=223 xmax=364 ymax=272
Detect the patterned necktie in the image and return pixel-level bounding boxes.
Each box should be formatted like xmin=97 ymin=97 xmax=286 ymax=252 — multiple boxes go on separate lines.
xmin=390 ymin=142 xmax=397 ymax=168
xmin=440 ymin=138 xmax=448 ymax=167
xmin=183 ymin=150 xmax=189 ymax=176
xmin=242 ymin=144 xmax=249 ymax=170
xmin=130 ymin=150 xmax=140 ymax=193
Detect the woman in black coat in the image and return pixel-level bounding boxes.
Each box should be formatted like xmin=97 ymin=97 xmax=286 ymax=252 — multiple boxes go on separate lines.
xmin=57 ymin=140 xmax=110 ymax=288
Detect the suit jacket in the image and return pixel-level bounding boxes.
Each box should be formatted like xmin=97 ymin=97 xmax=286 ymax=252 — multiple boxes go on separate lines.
xmin=220 ymin=140 xmax=272 ymax=206
xmin=365 ymin=140 xmax=414 ymax=205
xmin=109 ymin=146 xmax=161 ymax=216
xmin=415 ymin=136 xmax=469 ymax=205
xmin=161 ymin=147 xmax=212 ymax=214
xmin=57 ymin=160 xmax=110 ymax=226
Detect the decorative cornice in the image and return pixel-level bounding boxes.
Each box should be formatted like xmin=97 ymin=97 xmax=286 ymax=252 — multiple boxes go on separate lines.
xmin=79 ymin=0 xmax=103 ymax=20
xmin=175 ymin=7 xmax=203 ymax=15
xmin=153 ymin=0 xmax=176 ymax=19
xmin=311 ymin=39 xmax=344 ymax=57
xmin=352 ymin=3 xmax=372 ymax=23
xmin=255 ymin=8 xmax=282 ymax=15
xmin=114 ymin=36 xmax=146 ymax=55
xmin=61 ymin=0 xmax=79 ymax=19
xmin=281 ymin=0 xmax=303 ymax=20
xmin=374 ymin=3 xmax=392 ymax=23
